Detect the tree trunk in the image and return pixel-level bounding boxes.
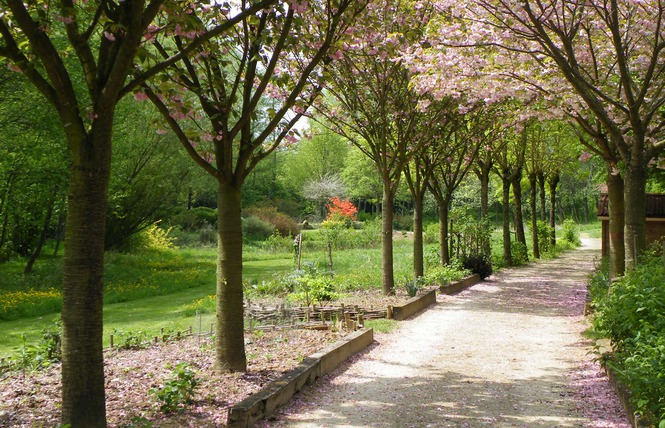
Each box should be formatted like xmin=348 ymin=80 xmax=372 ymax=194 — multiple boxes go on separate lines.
xmin=529 ymin=173 xmax=540 ymax=259
xmin=61 ymin=135 xmax=111 ymax=428
xmin=381 ymin=186 xmax=395 ymax=295
xmin=548 ymin=172 xmax=560 ymax=247
xmin=511 ymin=171 xmax=527 ymax=255
xmin=437 ymin=196 xmax=451 ymax=265
xmin=24 ymin=191 xmax=57 ymax=274
xmin=537 ymin=171 xmax=546 ymax=221
xmin=623 ymin=162 xmax=647 ymax=268
xmin=215 ymin=181 xmax=247 ymax=371
xmin=476 ymin=164 xmax=492 ymax=256
xmin=412 ymin=194 xmax=424 ymax=278
xmin=501 ymin=177 xmax=512 ymax=266
xmin=607 ymin=170 xmax=625 ymax=277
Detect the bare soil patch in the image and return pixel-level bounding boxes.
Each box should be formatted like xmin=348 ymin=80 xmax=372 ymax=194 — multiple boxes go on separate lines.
xmin=0 ymin=289 xmax=417 ymax=428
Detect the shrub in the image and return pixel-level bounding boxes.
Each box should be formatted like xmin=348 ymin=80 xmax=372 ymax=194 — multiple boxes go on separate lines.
xmin=191 ymin=206 xmax=217 ymax=225
xmin=461 ymin=254 xmax=493 ymax=280
xmin=593 ymin=254 xmax=665 ymax=423
xmin=536 ymin=220 xmax=552 ymax=253
xmin=561 ymin=219 xmax=581 ymax=246
xmin=424 ymin=223 xmax=439 ymax=245
xmin=244 ymin=206 xmax=299 ymax=237
xmin=326 ymin=197 xmax=357 ymax=227
xmin=243 ymin=215 xmax=275 ymax=241
xmin=198 ymin=223 xmax=217 ymax=245
xmin=150 ymin=362 xmax=199 ymax=413
xmin=423 ymin=262 xmax=469 ymax=286
xmin=510 ymin=241 xmax=529 ymax=266
xmin=129 ymin=223 xmax=176 ymax=251
xmin=393 ymin=213 xmax=413 ymax=231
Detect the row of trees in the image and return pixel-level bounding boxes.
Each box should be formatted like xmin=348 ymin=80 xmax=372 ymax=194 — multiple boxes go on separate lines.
xmin=1 ymin=0 xmax=663 ymax=426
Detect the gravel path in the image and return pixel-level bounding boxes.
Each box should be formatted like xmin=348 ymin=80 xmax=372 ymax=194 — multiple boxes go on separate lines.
xmin=263 ymin=239 xmax=630 ymax=427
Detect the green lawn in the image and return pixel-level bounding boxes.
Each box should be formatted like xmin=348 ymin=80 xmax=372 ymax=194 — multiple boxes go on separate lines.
xmin=0 ymin=222 xmax=600 ymax=358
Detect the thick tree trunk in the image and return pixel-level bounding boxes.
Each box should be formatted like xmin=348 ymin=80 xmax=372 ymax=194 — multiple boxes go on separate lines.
xmin=623 ymin=163 xmax=647 ymax=268
xmin=511 ymin=171 xmax=527 ymax=256
xmin=216 ymin=181 xmax=247 ymax=371
xmin=438 ymin=196 xmax=451 ymax=266
xmin=61 ymin=135 xmax=111 ymax=428
xmin=529 ymin=173 xmax=540 ymax=259
xmin=501 ymin=177 xmax=512 ymax=266
xmin=412 ymin=194 xmax=424 ymax=278
xmin=381 ymin=187 xmax=396 ymax=295
xmin=548 ymin=173 xmax=560 ymax=247
xmin=607 ymin=170 xmax=625 ymax=277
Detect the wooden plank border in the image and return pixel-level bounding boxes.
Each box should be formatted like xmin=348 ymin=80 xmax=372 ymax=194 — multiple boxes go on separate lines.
xmin=227 ymin=328 xmax=374 ymax=428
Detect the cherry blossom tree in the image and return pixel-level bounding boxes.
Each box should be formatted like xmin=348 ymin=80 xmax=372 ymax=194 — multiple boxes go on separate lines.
xmin=142 ymin=0 xmax=365 ymax=371
xmin=424 ymin=0 xmax=665 ymax=267
xmin=0 ymin=1 xmax=274 ymax=425
xmin=311 ymin=0 xmax=432 ymax=295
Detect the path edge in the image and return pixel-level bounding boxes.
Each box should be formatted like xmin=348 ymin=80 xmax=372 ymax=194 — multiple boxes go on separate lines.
xmin=226 ymin=328 xmax=374 ymax=428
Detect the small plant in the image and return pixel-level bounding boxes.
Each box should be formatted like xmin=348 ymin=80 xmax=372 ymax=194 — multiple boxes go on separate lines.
xmin=150 ymin=362 xmax=199 ymax=413
xmin=404 ymin=277 xmax=425 ymax=297
xmin=113 ymin=329 xmax=149 ymax=350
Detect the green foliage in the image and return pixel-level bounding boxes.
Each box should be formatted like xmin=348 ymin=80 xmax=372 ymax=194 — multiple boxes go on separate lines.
xmin=113 ymin=329 xmax=150 ymax=350
xmin=263 ymin=231 xmax=295 ymax=253
xmin=286 ymin=263 xmax=338 ymax=305
xmin=181 ymin=294 xmax=216 ymax=317
xmin=423 ymin=262 xmax=469 ymax=286
xmin=561 ymin=219 xmax=581 ymax=246
xmin=150 ymin=362 xmax=199 ymax=414
xmin=243 ymin=215 xmax=275 ymax=241
xmin=128 ymin=223 xmax=176 ymax=252
xmin=586 ymin=257 xmax=610 ymax=309
xmin=461 ymin=254 xmax=493 ymax=280
xmin=593 ymin=253 xmax=665 ymax=422
xmin=403 ymin=277 xmax=425 ymax=297
xmin=170 ymin=207 xmax=217 ymax=232
xmin=510 ymin=241 xmax=529 ymax=266
xmin=536 ymin=220 xmax=553 ymax=253
xmin=244 ymin=206 xmax=299 ymax=237
xmin=424 ymin=223 xmax=439 ymax=245
xmin=3 ymin=318 xmax=62 ymax=373
xmin=393 ymin=214 xmax=413 ymax=231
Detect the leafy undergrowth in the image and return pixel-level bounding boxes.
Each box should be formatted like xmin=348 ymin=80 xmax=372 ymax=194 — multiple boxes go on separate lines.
xmin=0 ymin=329 xmax=342 ymax=427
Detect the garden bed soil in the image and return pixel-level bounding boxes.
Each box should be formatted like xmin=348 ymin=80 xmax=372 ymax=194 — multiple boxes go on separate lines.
xmin=0 ymin=288 xmax=426 ymax=428
xmin=0 ymin=329 xmax=343 ymax=427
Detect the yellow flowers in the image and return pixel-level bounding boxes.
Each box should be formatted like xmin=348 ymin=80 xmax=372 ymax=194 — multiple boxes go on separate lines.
xmin=0 ymin=288 xmax=61 ymax=320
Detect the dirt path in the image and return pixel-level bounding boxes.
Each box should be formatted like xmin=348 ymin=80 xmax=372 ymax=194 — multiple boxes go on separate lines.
xmin=263 ymin=239 xmax=629 ymax=427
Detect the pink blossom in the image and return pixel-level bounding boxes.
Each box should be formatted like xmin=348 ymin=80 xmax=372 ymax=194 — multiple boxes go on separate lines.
xmin=579 ymin=151 xmax=593 ymax=162
xmin=55 ymin=15 xmax=74 ymax=24
xmin=103 ymin=31 xmax=116 ymax=41
xmin=134 ymin=92 xmax=149 ymax=102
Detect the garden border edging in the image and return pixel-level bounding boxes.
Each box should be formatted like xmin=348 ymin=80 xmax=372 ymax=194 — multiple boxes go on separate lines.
xmin=226 ymin=328 xmax=374 ymax=428
xmin=439 ymin=274 xmax=481 ymax=295
xmin=602 ymin=353 xmax=656 ymax=428
xmin=388 ymin=289 xmax=437 ymax=321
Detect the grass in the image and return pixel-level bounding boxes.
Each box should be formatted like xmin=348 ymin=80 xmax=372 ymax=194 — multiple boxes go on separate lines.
xmin=0 ymin=221 xmax=601 ymax=358
xmin=0 ymin=239 xmax=418 ymax=357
